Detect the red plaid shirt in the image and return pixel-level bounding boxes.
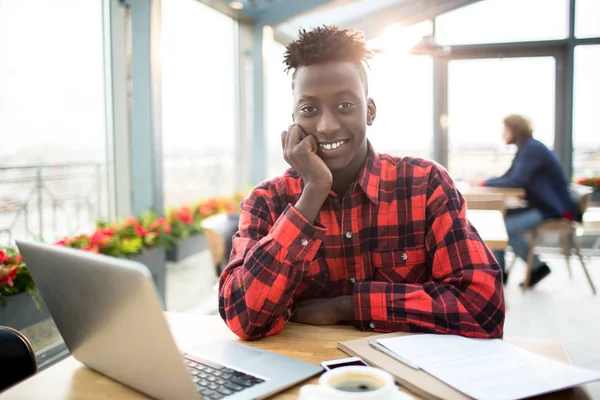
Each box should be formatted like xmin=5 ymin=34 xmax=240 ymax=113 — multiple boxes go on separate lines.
xmin=219 ymin=144 xmax=505 ymax=340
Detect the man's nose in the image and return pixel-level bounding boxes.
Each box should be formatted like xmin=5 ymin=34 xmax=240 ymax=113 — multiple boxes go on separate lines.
xmin=316 ymin=109 xmax=340 ymax=135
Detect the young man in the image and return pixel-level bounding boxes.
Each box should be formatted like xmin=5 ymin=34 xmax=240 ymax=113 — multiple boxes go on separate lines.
xmin=483 ymin=114 xmax=575 ymax=287
xmin=219 ymin=26 xmax=504 ymax=340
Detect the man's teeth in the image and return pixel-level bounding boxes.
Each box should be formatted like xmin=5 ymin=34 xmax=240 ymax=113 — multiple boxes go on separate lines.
xmin=320 ymin=140 xmax=346 ymax=150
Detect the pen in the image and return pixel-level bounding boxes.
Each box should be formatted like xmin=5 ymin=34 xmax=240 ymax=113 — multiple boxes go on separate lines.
xmin=368 ymin=340 xmax=421 ymax=370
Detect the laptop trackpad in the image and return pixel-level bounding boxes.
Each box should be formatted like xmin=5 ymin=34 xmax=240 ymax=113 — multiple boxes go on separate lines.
xmin=191 ymin=341 xmax=265 ymax=365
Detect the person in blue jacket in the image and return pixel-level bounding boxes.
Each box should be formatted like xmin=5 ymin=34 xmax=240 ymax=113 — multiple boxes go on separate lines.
xmin=483 ymin=114 xmax=575 ymax=287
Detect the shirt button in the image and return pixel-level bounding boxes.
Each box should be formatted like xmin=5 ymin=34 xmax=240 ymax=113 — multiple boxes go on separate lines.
xmin=369 ymin=321 xmax=376 ymax=329
xmin=350 ymin=277 xmax=356 ymax=283
xmin=400 ymin=253 xmax=408 ymax=261
xmin=345 ymin=231 xmax=353 ymax=239
xmin=300 ymin=238 xmax=308 ymax=246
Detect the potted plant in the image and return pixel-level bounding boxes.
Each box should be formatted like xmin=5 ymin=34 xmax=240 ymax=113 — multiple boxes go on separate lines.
xmin=576 ymin=177 xmax=600 ymax=203
xmin=0 ymin=248 xmax=49 ymax=330
xmin=165 ymin=194 xmax=245 ymax=262
xmin=165 ymin=205 xmax=205 ymax=262
xmin=56 ymin=213 xmax=172 ymax=306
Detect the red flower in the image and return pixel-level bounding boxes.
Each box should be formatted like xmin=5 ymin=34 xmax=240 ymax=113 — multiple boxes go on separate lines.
xmin=198 ymin=204 xmax=214 ymax=217
xmin=83 ymin=245 xmax=99 ymax=254
xmin=125 ymin=216 xmax=139 ymax=226
xmin=90 ymin=230 xmax=112 ymax=247
xmin=174 ymin=207 xmax=194 ymax=225
xmin=0 ymin=250 xmax=12 ymax=264
xmin=135 ymin=224 xmax=149 ymax=236
xmin=164 ymin=225 xmax=172 ymax=233
xmin=0 ymin=265 xmax=18 ymax=287
xmin=15 ymin=254 xmax=23 ymax=263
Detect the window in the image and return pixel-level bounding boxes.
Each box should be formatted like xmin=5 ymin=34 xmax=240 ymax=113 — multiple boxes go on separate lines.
xmin=436 ymin=0 xmax=569 ymax=45
xmin=367 ymin=22 xmax=434 ymax=160
xmin=162 ymin=0 xmax=236 ymax=206
xmin=0 ymin=0 xmax=109 ymax=352
xmin=573 ymin=46 xmax=600 ymax=179
xmin=576 ymin=0 xmax=600 ymax=39
xmin=366 ymin=54 xmax=433 ymax=160
xmin=447 ymin=57 xmax=556 ymax=182
xmin=266 ymin=41 xmax=293 ymax=179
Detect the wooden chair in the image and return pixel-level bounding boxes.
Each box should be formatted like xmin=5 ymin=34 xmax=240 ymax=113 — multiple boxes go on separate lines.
xmin=517 ymin=184 xmax=596 ymax=294
xmin=201 ymin=214 xmax=240 ymax=277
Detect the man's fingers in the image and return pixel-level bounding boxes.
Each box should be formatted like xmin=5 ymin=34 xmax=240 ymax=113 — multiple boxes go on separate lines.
xmin=286 ymin=124 xmax=296 ymax=149
xmin=281 ymin=130 xmax=287 ymax=152
xmin=288 ymin=124 xmax=307 ymax=147
xmin=298 ymin=133 xmax=318 ymax=154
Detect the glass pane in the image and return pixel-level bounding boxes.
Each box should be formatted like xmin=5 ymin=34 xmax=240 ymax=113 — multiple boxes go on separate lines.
xmin=367 ymin=53 xmax=433 ymax=160
xmin=0 ymin=0 xmax=108 ymax=351
xmin=266 ymin=41 xmax=294 ymax=179
xmin=576 ymin=0 xmax=600 ymax=39
xmin=162 ymin=0 xmax=236 ymax=206
xmin=573 ymin=46 xmax=600 ymax=179
xmin=436 ymin=0 xmax=569 ymax=45
xmin=447 ymin=57 xmax=556 ymax=182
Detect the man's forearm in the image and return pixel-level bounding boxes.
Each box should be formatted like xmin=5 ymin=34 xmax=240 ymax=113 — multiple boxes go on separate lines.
xmin=295 ymin=183 xmax=330 ymax=224
xmin=335 ymin=295 xmax=354 ymax=322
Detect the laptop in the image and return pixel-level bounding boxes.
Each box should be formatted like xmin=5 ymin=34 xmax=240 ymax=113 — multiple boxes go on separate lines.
xmin=16 ymin=240 xmax=322 ymax=400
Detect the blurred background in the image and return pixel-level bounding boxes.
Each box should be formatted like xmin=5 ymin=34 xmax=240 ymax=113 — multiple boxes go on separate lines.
xmin=1 ymin=0 xmax=599 ymax=392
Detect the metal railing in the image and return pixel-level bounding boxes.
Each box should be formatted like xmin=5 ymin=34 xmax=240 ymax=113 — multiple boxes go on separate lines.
xmin=0 ymin=163 xmax=109 ymax=246
xmin=2 ymin=148 xmax=597 ymax=247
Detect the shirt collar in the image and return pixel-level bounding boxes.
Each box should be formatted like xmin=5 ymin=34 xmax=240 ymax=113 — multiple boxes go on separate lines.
xmin=356 ymin=141 xmax=381 ymax=205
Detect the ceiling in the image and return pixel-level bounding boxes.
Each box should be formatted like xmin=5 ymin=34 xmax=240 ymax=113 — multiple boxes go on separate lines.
xmin=199 ymin=0 xmax=485 ymax=43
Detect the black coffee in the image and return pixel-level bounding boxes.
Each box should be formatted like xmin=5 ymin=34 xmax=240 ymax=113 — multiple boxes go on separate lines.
xmin=332 ymin=378 xmax=382 ymax=392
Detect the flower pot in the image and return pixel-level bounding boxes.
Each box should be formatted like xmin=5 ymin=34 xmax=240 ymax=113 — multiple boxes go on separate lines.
xmin=166 ymin=233 xmax=207 ymax=262
xmin=129 ymin=247 xmax=166 ymax=308
xmin=0 ymin=292 xmax=50 ymax=331
xmin=592 ymin=189 xmax=600 ymax=204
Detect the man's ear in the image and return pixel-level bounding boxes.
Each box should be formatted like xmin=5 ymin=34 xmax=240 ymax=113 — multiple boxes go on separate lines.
xmin=367 ymin=98 xmax=377 ymax=126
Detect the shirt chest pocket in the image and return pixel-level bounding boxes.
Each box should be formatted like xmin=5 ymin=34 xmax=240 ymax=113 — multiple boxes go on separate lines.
xmin=370 ymin=247 xmax=428 ymax=283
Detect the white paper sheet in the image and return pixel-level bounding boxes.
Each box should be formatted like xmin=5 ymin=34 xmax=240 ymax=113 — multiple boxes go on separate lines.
xmin=377 ymin=334 xmax=600 ymax=400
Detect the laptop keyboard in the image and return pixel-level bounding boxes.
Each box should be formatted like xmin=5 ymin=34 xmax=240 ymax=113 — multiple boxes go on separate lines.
xmin=182 ymin=353 xmax=265 ymax=400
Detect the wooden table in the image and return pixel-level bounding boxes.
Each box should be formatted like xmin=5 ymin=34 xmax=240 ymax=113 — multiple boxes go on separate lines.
xmin=456 ymin=182 xmax=525 ymax=200
xmin=1 ymin=314 xmax=590 ymax=400
xmin=466 ymin=209 xmax=508 ymax=250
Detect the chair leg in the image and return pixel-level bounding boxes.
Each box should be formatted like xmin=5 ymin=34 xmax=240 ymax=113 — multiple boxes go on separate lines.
xmin=523 ymin=233 xmax=538 ymax=291
xmin=571 ymin=231 xmax=597 ymax=295
xmin=593 ymin=236 xmax=600 ymax=254
xmin=559 ymin=234 xmax=572 ymax=278
xmin=506 ymin=251 xmax=518 ymax=274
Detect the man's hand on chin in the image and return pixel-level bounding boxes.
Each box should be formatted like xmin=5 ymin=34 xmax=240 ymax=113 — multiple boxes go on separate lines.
xmin=290 ymin=296 xmax=354 ymax=325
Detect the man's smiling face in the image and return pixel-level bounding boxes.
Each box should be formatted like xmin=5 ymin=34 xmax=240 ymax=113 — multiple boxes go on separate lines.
xmin=292 ymin=60 xmax=376 ymax=172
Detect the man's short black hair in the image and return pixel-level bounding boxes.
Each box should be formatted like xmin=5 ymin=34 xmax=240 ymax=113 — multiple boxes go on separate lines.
xmin=284 ymin=25 xmax=373 ymax=93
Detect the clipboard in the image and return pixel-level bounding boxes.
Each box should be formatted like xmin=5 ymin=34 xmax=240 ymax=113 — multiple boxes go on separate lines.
xmin=338 ymin=332 xmax=592 ymax=400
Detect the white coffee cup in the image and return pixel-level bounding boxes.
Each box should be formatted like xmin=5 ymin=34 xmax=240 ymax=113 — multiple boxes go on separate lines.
xmin=298 ymin=366 xmax=411 ymax=400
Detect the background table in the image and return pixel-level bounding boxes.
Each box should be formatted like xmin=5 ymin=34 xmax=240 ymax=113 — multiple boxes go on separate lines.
xmin=466 ymin=209 xmax=508 ymax=250
xmin=0 ymin=313 xmax=590 ymax=400
xmin=456 ymin=182 xmax=525 ymax=200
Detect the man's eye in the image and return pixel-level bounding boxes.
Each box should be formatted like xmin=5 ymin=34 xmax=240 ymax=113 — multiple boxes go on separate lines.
xmin=337 ymin=102 xmax=355 ymax=109
xmin=300 ymin=106 xmax=318 ymax=113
